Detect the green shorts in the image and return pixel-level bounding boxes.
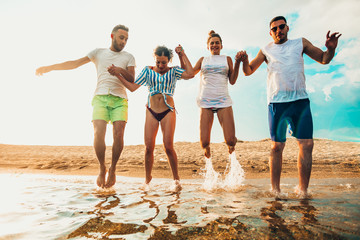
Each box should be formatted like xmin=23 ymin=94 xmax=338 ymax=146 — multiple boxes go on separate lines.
xmin=92 ymin=95 xmax=128 ymax=123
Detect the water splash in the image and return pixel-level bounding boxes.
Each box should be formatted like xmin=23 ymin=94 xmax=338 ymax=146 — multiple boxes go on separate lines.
xmin=140 ymin=182 xmax=151 ymax=192
xmin=223 ymin=152 xmax=245 ymax=191
xmin=202 ymin=157 xmax=220 ymax=191
xmin=201 ymin=152 xmax=245 ymax=192
xmin=0 ymin=174 xmax=359 ymax=239
xmin=169 ymin=180 xmax=182 ymax=192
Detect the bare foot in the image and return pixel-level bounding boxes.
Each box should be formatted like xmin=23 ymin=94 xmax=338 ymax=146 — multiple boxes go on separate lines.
xmin=140 ymin=182 xmax=151 ymax=191
xmin=295 ymin=185 xmax=309 ymax=199
xmin=204 ymin=146 xmax=211 ymax=159
xmin=97 ymin=166 xmax=107 ymax=188
xmin=271 ymin=188 xmax=287 ymax=199
xmin=145 ymin=175 xmax=152 ymax=185
xmin=228 ymin=145 xmax=235 ymax=154
xmin=105 ymin=167 xmax=116 ymax=188
xmin=170 ymin=180 xmax=182 ymax=192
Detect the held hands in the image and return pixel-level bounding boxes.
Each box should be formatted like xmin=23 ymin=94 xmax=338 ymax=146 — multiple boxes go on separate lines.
xmin=235 ymin=51 xmax=248 ymax=63
xmin=107 ymin=64 xmax=121 ymax=76
xmin=175 ymin=44 xmax=184 ymax=56
xmin=325 ymin=31 xmax=342 ymax=50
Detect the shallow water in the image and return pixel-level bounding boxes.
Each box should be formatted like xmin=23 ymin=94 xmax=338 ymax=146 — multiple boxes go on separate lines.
xmin=0 ymin=174 xmax=359 ymax=240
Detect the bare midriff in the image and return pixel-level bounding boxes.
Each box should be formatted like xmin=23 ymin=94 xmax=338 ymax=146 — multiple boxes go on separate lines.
xmin=149 ymin=93 xmax=174 ymax=113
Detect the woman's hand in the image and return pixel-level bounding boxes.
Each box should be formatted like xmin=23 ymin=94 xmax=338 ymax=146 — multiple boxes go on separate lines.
xmin=235 ymin=51 xmax=248 ymax=63
xmin=175 ymin=44 xmax=184 ymax=56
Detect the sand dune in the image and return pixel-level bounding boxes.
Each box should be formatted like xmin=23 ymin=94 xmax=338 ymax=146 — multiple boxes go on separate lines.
xmin=1 ymin=138 xmax=359 ymax=179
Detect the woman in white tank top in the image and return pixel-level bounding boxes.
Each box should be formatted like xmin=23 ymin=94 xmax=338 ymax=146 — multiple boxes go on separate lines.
xmin=193 ymin=30 xmax=242 ymax=159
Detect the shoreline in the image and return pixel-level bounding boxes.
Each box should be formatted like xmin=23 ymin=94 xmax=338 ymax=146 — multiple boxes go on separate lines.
xmin=1 ymin=138 xmax=359 ymax=179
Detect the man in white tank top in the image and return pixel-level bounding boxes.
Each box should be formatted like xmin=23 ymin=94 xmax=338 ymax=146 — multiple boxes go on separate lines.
xmin=240 ymin=16 xmax=341 ymax=197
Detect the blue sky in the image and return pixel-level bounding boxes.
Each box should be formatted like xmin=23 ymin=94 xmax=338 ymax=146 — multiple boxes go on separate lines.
xmin=0 ymin=0 xmax=359 ymax=146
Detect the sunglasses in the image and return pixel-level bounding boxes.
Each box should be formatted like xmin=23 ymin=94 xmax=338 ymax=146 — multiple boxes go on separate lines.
xmin=271 ymin=24 xmax=286 ymax=32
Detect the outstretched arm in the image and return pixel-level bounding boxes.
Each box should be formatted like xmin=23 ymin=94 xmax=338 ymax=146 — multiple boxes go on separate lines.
xmin=303 ymin=31 xmax=342 ymax=64
xmin=35 ymin=56 xmax=91 ymax=76
xmin=241 ymin=50 xmax=266 ymax=76
xmin=108 ymin=65 xmax=140 ymax=92
xmin=175 ymin=44 xmax=194 ymax=80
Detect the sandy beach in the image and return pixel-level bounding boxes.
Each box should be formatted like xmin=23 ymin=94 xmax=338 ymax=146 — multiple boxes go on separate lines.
xmin=1 ymin=138 xmax=360 ymax=239
xmin=1 ymin=138 xmax=359 ymax=180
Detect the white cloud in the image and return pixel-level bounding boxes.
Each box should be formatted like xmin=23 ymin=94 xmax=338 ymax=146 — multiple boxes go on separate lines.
xmin=315 ymin=128 xmax=360 ymax=142
xmin=336 ymin=39 xmax=360 ymax=85
xmin=322 ymin=78 xmax=346 ymax=101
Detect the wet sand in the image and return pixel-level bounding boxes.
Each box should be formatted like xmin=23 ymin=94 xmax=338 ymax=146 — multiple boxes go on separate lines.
xmin=1 ymin=138 xmax=359 ymax=179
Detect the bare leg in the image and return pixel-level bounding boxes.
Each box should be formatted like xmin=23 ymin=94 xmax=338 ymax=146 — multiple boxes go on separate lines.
xmin=217 ymin=107 xmax=237 ymax=154
xmin=297 ymin=139 xmax=313 ymax=195
xmin=160 ymin=111 xmax=179 ymax=181
xmin=93 ymin=120 xmax=107 ymax=188
xmin=105 ymin=121 xmax=126 ymax=188
xmin=270 ymin=141 xmax=285 ymax=193
xmin=200 ymin=108 xmax=214 ymax=158
xmin=144 ymin=110 xmax=160 ymax=184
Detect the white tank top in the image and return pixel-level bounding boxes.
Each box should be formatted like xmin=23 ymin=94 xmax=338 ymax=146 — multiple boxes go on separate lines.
xmin=262 ymin=38 xmax=308 ymax=104
xmin=197 ymin=55 xmax=232 ymax=108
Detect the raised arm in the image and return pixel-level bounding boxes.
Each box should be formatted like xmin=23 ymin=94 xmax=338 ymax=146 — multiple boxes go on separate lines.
xmin=303 ymin=31 xmax=341 ymax=64
xmin=227 ymin=54 xmax=241 ymax=85
xmin=108 ymin=65 xmax=140 ymax=92
xmin=241 ymin=50 xmax=266 ymax=76
xmin=175 ymin=45 xmax=194 ymax=80
xmin=35 ymin=56 xmax=91 ymax=76
xmin=193 ymin=57 xmax=204 ymax=76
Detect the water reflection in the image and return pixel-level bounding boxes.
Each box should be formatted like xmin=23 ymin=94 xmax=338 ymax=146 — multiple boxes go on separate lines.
xmin=260 ymin=199 xmax=346 ymax=239
xmin=68 ymin=194 xmax=149 ymax=239
xmin=68 ymin=216 xmax=147 ymax=239
xmin=0 ymin=174 xmax=359 ymax=239
xmin=289 ymin=199 xmax=318 ymax=224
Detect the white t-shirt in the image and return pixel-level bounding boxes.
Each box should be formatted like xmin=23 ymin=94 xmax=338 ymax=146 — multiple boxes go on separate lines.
xmin=197 ymin=55 xmax=232 ymax=108
xmin=88 ymin=48 xmax=135 ymax=99
xmin=262 ymin=38 xmax=308 ymax=104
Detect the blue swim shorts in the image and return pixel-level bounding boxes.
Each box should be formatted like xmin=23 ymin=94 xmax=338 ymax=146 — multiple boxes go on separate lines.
xmin=268 ymin=99 xmax=313 ymax=142
xmin=92 ymin=95 xmax=128 ymax=123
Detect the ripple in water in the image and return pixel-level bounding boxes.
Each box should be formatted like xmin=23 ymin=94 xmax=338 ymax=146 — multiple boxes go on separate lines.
xmin=0 ymin=174 xmax=359 ymax=239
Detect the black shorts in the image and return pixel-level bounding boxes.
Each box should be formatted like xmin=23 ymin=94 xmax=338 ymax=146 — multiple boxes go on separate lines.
xmin=268 ymin=99 xmax=313 ymax=142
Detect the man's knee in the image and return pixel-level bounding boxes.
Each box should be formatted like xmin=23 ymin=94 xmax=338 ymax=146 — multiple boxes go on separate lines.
xmin=94 ymin=127 xmax=106 ymax=140
xmin=271 ymin=142 xmax=285 ymax=153
xmin=113 ymin=121 xmax=125 ymax=135
xmin=298 ymin=139 xmax=314 ymax=152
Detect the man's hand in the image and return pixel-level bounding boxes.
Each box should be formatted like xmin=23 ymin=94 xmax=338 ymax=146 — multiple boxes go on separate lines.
xmin=107 ymin=64 xmax=121 ymax=76
xmin=325 ymin=31 xmax=342 ymax=51
xmin=35 ymin=66 xmax=51 ymax=76
xmin=235 ymin=51 xmax=248 ymax=63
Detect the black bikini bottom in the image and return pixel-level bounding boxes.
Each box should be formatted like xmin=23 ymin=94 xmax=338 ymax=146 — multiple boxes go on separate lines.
xmin=147 ymin=106 xmax=172 ymax=121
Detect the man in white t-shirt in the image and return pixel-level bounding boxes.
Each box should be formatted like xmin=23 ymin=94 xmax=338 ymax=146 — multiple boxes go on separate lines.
xmin=239 ymin=16 xmax=341 ymax=197
xmin=36 ymin=24 xmax=135 ymax=188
